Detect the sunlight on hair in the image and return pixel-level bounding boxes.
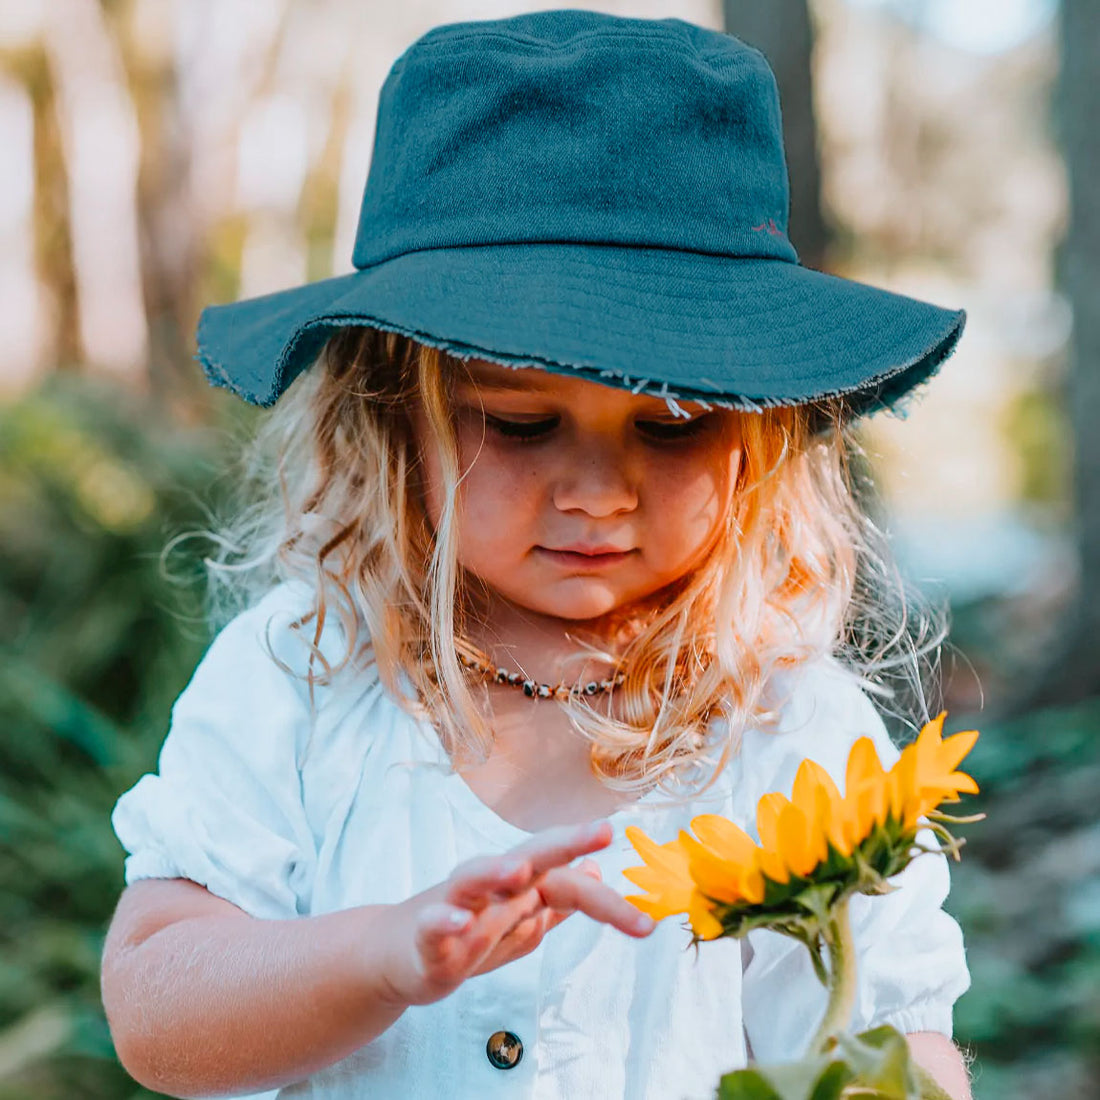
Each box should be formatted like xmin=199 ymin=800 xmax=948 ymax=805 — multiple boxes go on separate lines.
xmin=189 ymin=326 xmax=949 ymax=784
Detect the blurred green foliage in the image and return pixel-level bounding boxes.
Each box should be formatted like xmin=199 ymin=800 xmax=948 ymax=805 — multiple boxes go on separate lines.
xmin=947 ymin=691 xmax=1100 ymax=1097
xmin=0 ymin=375 xmax=1096 ymax=1098
xmin=0 ymin=374 xmax=248 ymax=1099
xmin=997 ymin=382 xmax=1072 ymax=507
xmin=945 ymin=598 xmax=1100 ymax=1098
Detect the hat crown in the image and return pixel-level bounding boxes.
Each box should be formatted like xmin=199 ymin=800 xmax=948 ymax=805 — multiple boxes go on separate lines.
xmin=352 ymin=10 xmax=796 ymax=270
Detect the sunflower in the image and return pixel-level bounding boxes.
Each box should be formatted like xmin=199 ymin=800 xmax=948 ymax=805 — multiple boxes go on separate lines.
xmin=623 ymin=711 xmax=981 ymax=963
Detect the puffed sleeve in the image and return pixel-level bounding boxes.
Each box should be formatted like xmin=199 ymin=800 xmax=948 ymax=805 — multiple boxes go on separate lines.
xmin=740 ymin=658 xmax=971 ymax=1062
xmin=110 ymin=584 xmax=323 ymax=920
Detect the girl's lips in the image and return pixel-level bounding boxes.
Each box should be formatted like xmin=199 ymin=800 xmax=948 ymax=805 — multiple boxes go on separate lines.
xmin=538 ymin=547 xmax=635 ymax=569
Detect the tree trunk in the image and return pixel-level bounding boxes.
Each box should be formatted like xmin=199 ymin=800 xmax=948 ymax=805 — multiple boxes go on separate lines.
xmin=721 ymin=0 xmax=828 ymax=271
xmin=993 ymin=0 xmax=1100 ymax=718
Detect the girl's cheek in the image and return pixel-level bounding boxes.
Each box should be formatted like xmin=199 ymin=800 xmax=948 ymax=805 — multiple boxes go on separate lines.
xmin=456 ymin=452 xmax=532 ymax=531
xmin=646 ymin=452 xmax=739 ymax=544
xmin=453 ymin=422 xmax=484 ymax=475
xmin=647 ymin=444 xmax=731 ymax=497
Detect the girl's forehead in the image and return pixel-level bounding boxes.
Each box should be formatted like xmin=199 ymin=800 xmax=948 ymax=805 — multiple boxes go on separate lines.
xmin=459 ymin=358 xmax=674 ymax=410
xmin=459 ymin=358 xmax=561 ymax=392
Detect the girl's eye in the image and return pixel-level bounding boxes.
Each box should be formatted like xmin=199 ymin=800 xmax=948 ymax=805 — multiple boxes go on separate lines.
xmin=480 ymin=412 xmax=716 ymax=442
xmin=636 ymin=414 xmax=715 ymax=441
xmin=484 ymin=414 xmax=559 ymax=441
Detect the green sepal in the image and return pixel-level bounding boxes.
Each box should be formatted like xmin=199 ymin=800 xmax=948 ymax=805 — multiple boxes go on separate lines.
xmin=695 ymin=830 xmax=928 ymax=958
xmin=925 ymin=808 xmax=985 ymax=825
xmin=716 ymin=1026 xmax=954 ymax=1100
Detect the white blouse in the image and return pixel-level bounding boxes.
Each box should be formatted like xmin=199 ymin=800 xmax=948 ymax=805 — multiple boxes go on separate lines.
xmin=111 ymin=582 xmax=970 ymax=1100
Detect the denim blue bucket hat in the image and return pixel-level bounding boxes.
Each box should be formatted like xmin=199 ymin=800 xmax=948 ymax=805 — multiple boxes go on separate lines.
xmin=196 ymin=8 xmax=966 ymax=428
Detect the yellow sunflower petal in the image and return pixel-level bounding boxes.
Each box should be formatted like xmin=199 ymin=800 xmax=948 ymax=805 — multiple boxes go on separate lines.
xmin=911 ymin=713 xmax=947 ymax=788
xmin=846 ymin=782 xmax=873 ymax=844
xmin=863 ymin=714 xmax=981 ymax=828
xmin=811 ymin=776 xmax=855 ymax=856
xmin=937 ymin=728 xmax=980 ymax=775
xmin=843 ymin=738 xmax=890 ymax=843
xmin=739 ymin=864 xmax=766 ymax=904
xmin=921 ymin=711 xmax=948 ymax=741
xmin=687 ymin=889 xmax=725 ymax=940
xmin=912 ymin=715 xmax=978 ymax=784
xmin=622 ymin=826 xmax=696 ymax=919
xmin=624 ymin=825 xmax=690 ymax=876
xmin=689 ymin=814 xmax=758 ymax=866
xmin=776 ymin=802 xmax=821 ymax=878
xmin=680 ymin=830 xmax=756 ymax=905
xmin=756 ymin=791 xmax=790 ymax=851
xmin=792 ymin=758 xmax=844 ymax=806
xmin=914 ymin=774 xmax=980 ymax=818
xmin=846 ymin=736 xmax=886 ymax=791
xmin=905 ymin=718 xmax=981 ymax=818
xmin=888 ymin=739 xmax=922 ymax=827
xmin=620 ymin=878 xmax=694 ymax=917
xmin=624 ymin=893 xmax=683 ymax=921
xmin=946 ymin=771 xmax=979 ymax=795
xmin=797 ymin=762 xmax=844 ymax=861
xmin=825 ymin=813 xmax=854 ymax=857
xmin=621 ymin=864 xmax=681 ymax=895
xmin=755 ymin=845 xmax=790 ymax=885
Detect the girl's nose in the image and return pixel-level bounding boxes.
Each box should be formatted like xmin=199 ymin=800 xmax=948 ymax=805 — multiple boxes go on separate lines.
xmin=551 ymin=447 xmax=639 ymax=516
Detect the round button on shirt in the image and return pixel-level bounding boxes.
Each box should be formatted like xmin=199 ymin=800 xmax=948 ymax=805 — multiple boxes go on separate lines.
xmin=487 ymin=1031 xmax=525 ymax=1070
xmin=111 ymin=583 xmax=970 ymax=1099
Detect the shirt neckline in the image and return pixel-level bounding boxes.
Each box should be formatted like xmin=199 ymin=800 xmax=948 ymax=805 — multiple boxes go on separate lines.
xmin=415 ymin=715 xmax=668 ymax=846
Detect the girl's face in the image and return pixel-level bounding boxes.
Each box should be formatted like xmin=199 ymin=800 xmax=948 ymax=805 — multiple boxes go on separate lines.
xmin=412 ymin=359 xmax=743 ymax=626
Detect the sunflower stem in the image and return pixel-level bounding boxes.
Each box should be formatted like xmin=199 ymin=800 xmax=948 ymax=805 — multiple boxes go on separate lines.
xmin=809 ymin=896 xmax=857 ymax=1054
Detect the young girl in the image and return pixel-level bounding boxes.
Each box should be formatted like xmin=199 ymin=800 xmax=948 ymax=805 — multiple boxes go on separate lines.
xmin=102 ymin=10 xmax=974 ymax=1099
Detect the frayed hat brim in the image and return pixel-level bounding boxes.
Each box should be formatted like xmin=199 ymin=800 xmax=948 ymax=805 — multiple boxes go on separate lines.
xmin=196 ymin=243 xmax=965 ymax=426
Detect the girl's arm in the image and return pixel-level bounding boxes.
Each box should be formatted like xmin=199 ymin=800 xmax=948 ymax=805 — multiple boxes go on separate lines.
xmin=102 ymin=819 xmax=650 ymax=1099
xmin=103 ymin=880 xmax=411 ymax=1098
xmin=906 ymin=1032 xmax=973 ymax=1100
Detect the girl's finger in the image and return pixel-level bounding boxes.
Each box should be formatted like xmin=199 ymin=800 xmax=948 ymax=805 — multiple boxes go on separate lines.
xmin=446 ymin=855 xmax=535 ymax=909
xmin=538 ymin=867 xmax=656 ymax=937
xmin=577 ymin=857 xmax=602 ymax=880
xmin=445 ymin=823 xmax=613 ymax=908
xmin=415 ymin=904 xmax=475 ymax=960
xmin=499 ymin=912 xmax=547 ymax=953
xmin=506 ymin=820 xmax=614 ymax=878
xmin=539 ymin=904 xmax=575 ymax=937
xmin=538 ymin=863 xmax=599 ymax=935
xmin=469 ymin=909 xmax=555 ymax=976
xmin=527 ymin=859 xmax=625 ymax=941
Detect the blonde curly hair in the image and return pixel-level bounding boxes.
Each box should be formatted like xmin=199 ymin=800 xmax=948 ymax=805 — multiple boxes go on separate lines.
xmin=189 ymin=325 xmax=949 ymax=797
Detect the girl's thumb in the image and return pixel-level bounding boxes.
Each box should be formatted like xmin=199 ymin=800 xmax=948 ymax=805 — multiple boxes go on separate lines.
xmin=577 ymin=858 xmax=602 ymax=880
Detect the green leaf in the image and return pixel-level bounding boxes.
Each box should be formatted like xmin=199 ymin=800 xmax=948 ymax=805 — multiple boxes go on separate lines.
xmin=718 ymin=1055 xmax=855 ymax=1100
xmin=718 ymin=1027 xmax=941 ymax=1100
xmin=809 ymin=1061 xmax=857 ymax=1100
xmin=764 ymin=1059 xmax=855 ymax=1100
xmin=717 ymin=1067 xmax=784 ymax=1099
xmin=831 ymin=1026 xmax=919 ymax=1098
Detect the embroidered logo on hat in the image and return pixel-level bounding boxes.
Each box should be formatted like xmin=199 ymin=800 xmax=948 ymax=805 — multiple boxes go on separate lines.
xmin=751 ymin=219 xmax=786 ymax=237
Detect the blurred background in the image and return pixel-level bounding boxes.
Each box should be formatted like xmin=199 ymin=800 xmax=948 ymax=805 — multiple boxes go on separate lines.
xmin=1 ymin=0 xmax=1097 ymax=1097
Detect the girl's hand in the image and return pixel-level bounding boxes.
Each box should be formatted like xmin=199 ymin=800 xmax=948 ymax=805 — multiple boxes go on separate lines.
xmin=379 ymin=820 xmax=654 ymax=1007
